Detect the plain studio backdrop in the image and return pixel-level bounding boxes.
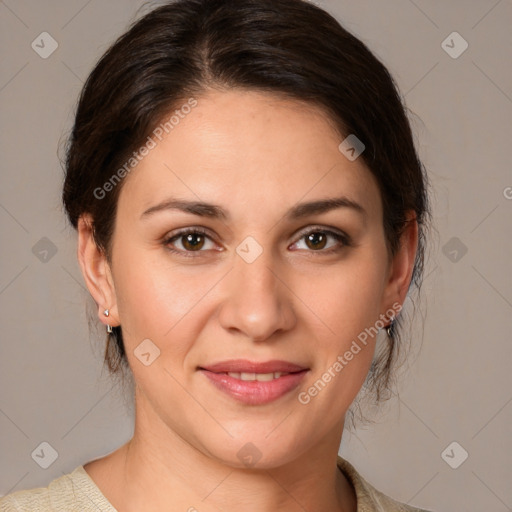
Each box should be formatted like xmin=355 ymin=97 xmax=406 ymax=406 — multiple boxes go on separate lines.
xmin=0 ymin=1 xmax=511 ymax=511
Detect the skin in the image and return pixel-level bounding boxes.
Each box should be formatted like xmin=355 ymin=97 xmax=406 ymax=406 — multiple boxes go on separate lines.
xmin=77 ymin=88 xmax=418 ymax=512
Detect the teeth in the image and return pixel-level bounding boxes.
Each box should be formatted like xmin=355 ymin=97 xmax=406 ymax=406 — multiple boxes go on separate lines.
xmin=255 ymin=373 xmax=274 ymax=381
xmin=227 ymin=372 xmax=289 ymax=381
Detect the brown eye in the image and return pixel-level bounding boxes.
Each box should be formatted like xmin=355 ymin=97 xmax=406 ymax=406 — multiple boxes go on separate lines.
xmin=304 ymin=232 xmax=328 ymax=250
xmin=291 ymin=228 xmax=351 ymax=254
xmin=164 ymin=228 xmax=216 ymax=256
xmin=181 ymin=233 xmax=206 ymax=251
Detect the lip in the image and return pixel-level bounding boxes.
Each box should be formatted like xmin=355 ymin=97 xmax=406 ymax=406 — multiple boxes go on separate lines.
xmin=199 ymin=359 xmax=309 ymax=406
xmin=200 ymin=359 xmax=308 ymax=374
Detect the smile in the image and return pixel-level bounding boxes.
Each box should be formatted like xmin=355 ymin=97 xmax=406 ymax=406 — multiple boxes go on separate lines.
xmin=200 ymin=369 xmax=308 ymax=405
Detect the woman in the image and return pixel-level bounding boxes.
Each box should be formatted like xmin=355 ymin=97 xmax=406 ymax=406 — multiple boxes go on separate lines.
xmin=0 ymin=0 xmax=432 ymax=510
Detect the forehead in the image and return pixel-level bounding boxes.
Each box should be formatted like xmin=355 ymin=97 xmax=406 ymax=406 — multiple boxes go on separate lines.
xmin=117 ymin=89 xmax=382 ymax=223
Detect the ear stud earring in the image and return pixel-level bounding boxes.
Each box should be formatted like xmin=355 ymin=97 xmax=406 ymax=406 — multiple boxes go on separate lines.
xmin=386 ymin=320 xmax=394 ymax=338
xmin=103 ymin=309 xmax=113 ymax=334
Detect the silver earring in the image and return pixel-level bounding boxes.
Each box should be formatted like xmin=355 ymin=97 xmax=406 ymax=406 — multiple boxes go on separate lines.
xmin=103 ymin=309 xmax=113 ymax=334
xmin=386 ymin=320 xmax=394 ymax=338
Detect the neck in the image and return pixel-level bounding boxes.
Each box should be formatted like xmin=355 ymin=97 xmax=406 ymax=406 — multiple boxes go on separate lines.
xmin=92 ymin=389 xmax=357 ymax=512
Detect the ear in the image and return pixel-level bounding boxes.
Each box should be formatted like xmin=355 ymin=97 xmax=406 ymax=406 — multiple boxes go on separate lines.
xmin=380 ymin=210 xmax=419 ymax=320
xmin=77 ymin=214 xmax=119 ymax=328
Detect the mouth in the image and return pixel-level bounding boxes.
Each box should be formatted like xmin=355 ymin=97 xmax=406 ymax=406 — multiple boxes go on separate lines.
xmin=199 ymin=359 xmax=308 ymax=374
xmin=198 ymin=359 xmax=309 ymax=405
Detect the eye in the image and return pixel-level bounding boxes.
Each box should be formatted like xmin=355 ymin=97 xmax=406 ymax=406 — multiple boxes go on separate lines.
xmin=290 ymin=227 xmax=351 ymax=253
xmin=164 ymin=228 xmax=217 ymax=256
xmin=163 ymin=226 xmax=351 ymax=258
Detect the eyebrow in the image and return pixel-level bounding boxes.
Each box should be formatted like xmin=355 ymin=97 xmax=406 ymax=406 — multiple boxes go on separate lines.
xmin=140 ymin=196 xmax=366 ymax=222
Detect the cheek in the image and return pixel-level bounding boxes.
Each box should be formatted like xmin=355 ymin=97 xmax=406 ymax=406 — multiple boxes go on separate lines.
xmin=294 ymin=250 xmax=387 ymax=399
xmin=112 ymin=249 xmax=220 ymax=354
xmin=295 ymin=275 xmax=381 ymax=419
xmin=302 ymin=257 xmax=386 ymax=343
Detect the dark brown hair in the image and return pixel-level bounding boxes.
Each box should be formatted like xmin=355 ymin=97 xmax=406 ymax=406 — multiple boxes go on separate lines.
xmin=62 ymin=0 xmax=431 ymax=418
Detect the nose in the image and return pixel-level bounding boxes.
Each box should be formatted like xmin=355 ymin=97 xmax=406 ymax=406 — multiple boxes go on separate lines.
xmin=216 ymin=248 xmax=296 ymax=342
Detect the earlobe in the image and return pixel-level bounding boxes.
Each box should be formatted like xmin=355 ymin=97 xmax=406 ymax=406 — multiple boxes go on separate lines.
xmin=77 ymin=214 xmax=119 ymax=327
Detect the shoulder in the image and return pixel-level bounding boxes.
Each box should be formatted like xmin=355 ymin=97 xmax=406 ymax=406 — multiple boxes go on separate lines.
xmin=337 ymin=456 xmax=433 ymax=512
xmin=0 ymin=477 xmax=55 ymax=512
xmin=0 ymin=485 xmax=49 ymax=511
xmin=0 ymin=465 xmax=117 ymax=512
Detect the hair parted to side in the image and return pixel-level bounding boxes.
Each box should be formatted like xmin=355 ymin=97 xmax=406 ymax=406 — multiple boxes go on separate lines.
xmin=61 ymin=0 xmax=431 ymax=424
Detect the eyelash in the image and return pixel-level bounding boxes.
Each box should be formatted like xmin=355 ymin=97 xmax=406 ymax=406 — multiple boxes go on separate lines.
xmin=163 ymin=226 xmax=352 ymax=258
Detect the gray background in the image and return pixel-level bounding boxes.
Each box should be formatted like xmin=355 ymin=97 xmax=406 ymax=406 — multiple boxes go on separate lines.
xmin=1 ymin=1 xmax=511 ymax=510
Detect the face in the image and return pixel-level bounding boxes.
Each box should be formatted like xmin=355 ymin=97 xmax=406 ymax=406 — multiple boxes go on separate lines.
xmin=79 ymin=89 xmax=415 ymax=469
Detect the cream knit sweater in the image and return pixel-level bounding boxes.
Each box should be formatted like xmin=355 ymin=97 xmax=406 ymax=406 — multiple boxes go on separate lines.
xmin=0 ymin=456 xmax=431 ymax=511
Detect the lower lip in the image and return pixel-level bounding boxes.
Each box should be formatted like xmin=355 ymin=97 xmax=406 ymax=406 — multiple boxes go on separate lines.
xmin=200 ymin=370 xmax=308 ymax=405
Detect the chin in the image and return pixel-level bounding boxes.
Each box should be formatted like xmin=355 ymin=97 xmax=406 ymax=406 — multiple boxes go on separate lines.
xmin=200 ymin=432 xmax=303 ymax=471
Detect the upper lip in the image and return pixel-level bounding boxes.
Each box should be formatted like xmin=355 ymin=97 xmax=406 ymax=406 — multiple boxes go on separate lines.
xmin=200 ymin=359 xmax=308 ymax=374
